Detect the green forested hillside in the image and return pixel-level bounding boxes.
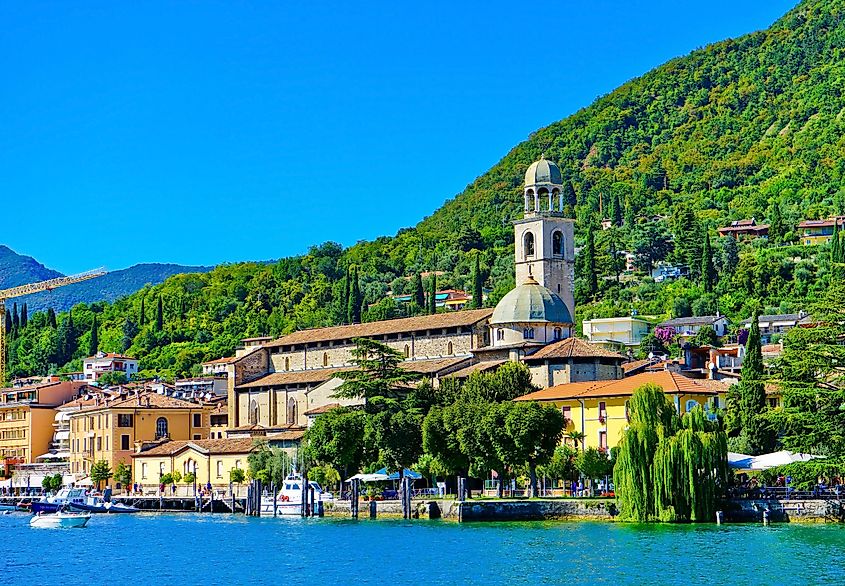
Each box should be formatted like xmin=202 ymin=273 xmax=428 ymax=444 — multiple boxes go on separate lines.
xmin=6 ymin=0 xmax=845 ymax=380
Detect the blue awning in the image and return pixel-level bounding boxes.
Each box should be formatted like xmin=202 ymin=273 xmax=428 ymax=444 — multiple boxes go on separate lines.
xmin=375 ymin=467 xmax=422 ymax=480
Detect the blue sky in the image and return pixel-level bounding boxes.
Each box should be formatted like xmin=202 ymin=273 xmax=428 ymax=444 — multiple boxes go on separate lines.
xmin=1 ymin=0 xmax=797 ymax=274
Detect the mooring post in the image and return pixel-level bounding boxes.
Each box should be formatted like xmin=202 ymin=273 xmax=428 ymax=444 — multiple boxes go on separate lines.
xmin=763 ymin=508 xmax=770 ymax=526
xmin=716 ymin=510 xmax=723 ymax=525
xmin=309 ymin=486 xmax=315 ymax=518
xmin=351 ymin=479 xmax=359 ymax=519
xmin=369 ymin=499 xmax=377 ymax=519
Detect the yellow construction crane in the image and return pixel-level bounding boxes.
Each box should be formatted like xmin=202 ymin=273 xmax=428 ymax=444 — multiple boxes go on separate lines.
xmin=0 ymin=268 xmax=107 ymax=383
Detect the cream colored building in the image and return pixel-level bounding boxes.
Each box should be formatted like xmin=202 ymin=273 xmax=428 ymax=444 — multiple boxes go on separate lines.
xmin=582 ymin=316 xmax=651 ymax=349
xmin=67 ymin=392 xmax=211 ymax=481
xmin=132 ymin=438 xmax=256 ymax=490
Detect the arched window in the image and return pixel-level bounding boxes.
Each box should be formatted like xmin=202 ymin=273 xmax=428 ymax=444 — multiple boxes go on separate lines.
xmin=248 ymin=400 xmax=259 ymax=425
xmin=524 ymin=189 xmax=534 ymax=211
xmin=553 ymin=327 xmax=562 ymax=340
xmin=155 ymin=417 xmax=168 ymax=439
xmin=553 ymin=188 xmax=561 ymax=211
xmin=322 ymin=352 xmax=328 ymax=367
xmin=447 ymin=341 xmax=453 ymax=355
xmin=552 ymin=231 xmax=564 ymax=256
xmin=523 ymin=232 xmax=535 ymax=258
xmin=685 ymin=399 xmax=699 ymax=413
xmin=287 ymin=398 xmax=298 ymax=425
xmin=284 ymin=357 xmax=290 ymax=371
xmin=496 ymin=329 xmax=504 ymax=341
xmin=404 ymin=344 xmax=410 ymax=358
xmin=523 ymin=328 xmax=535 ymax=340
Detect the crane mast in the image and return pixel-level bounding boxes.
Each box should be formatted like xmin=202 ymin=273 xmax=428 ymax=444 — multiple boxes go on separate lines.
xmin=0 ymin=268 xmax=107 ymax=384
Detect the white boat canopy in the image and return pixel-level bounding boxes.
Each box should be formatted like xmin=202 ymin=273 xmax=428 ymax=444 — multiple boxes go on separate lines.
xmin=345 ymin=473 xmax=390 ymax=483
xmin=729 ymin=450 xmax=822 ymax=471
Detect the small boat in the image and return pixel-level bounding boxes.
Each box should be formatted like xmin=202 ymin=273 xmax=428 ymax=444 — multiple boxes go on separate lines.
xmin=260 ymin=472 xmax=332 ymax=516
xmin=0 ymin=503 xmax=18 ymax=512
xmin=30 ymin=510 xmax=91 ymax=528
xmin=30 ymin=487 xmax=88 ymax=514
xmin=70 ymin=496 xmax=139 ymax=514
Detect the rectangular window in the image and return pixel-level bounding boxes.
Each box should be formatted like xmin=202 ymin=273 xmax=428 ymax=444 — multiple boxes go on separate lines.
xmin=561 ymin=406 xmax=571 ymax=421
xmin=141 ymin=463 xmax=148 ymax=479
xmin=96 ymin=437 xmax=102 ymax=451
xmin=217 ymin=460 xmax=223 ymax=478
xmin=598 ymin=401 xmax=607 ymax=419
xmin=193 ymin=413 xmax=202 ymax=427
xmin=193 ymin=434 xmax=201 ymax=440
xmin=599 ymin=431 xmax=608 ymax=450
xmin=118 ymin=414 xmax=133 ymax=427
xmin=121 ymin=435 xmax=130 ymax=451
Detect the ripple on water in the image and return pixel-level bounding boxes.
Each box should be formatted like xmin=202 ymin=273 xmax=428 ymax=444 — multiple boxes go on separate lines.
xmin=2 ymin=514 xmax=845 ymax=586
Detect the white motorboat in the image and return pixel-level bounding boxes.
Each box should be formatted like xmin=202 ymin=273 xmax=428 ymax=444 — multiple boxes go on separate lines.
xmin=260 ymin=472 xmax=332 ymax=516
xmin=30 ymin=510 xmax=91 ymax=528
xmin=30 ymin=487 xmax=88 ymax=513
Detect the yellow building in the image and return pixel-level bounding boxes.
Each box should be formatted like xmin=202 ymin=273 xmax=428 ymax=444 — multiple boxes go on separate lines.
xmin=131 ymin=438 xmax=255 ymax=490
xmin=0 ymin=380 xmax=81 ymax=466
xmin=797 ymin=217 xmax=845 ymax=246
xmin=515 ymin=371 xmax=728 ymax=451
xmin=67 ymin=392 xmax=211 ymax=482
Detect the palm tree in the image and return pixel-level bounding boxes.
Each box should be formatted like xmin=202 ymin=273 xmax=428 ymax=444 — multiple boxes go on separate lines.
xmin=566 ymin=430 xmax=586 ymax=452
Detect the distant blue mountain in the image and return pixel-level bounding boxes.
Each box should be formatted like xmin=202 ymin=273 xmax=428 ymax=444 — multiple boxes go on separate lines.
xmin=0 ymin=246 xmax=212 ymax=313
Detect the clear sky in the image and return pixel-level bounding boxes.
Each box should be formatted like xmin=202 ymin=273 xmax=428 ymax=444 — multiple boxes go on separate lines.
xmin=1 ymin=0 xmax=797 ymax=274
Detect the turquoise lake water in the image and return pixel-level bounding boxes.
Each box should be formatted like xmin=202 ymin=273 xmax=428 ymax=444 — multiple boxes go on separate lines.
xmin=3 ymin=513 xmax=844 ymax=585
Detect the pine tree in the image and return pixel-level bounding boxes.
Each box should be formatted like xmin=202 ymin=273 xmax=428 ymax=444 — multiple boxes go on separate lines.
xmin=155 ymin=295 xmax=163 ymax=331
xmin=428 ymin=273 xmax=437 ymax=314
xmin=701 ymin=232 xmax=715 ymax=293
xmin=47 ymin=308 xmax=57 ymax=328
xmin=20 ymin=303 xmax=27 ymax=329
xmin=140 ymin=298 xmax=146 ymax=327
xmin=89 ymin=314 xmax=99 ymax=356
xmin=472 ymin=255 xmax=484 ymax=309
xmin=585 ymin=226 xmax=598 ymax=299
xmin=413 ymin=272 xmax=425 ymax=310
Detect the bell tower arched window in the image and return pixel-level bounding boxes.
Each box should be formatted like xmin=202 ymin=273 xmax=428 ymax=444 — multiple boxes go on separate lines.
xmin=553 ymin=327 xmax=562 ymax=340
xmin=248 ymin=400 xmax=259 ymax=425
xmin=552 ymin=231 xmax=563 ymax=256
xmin=523 ymin=327 xmax=535 ymax=340
xmin=523 ymin=232 xmax=535 ymax=258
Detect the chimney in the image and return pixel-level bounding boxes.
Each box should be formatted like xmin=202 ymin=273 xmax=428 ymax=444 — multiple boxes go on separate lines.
xmin=145 ymin=396 xmax=151 ymax=408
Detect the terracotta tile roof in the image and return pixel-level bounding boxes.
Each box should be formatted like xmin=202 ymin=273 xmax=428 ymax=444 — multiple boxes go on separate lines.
xmin=132 ymin=438 xmax=258 ymax=457
xmin=658 ymin=315 xmax=726 ymax=327
xmin=235 ymin=357 xmax=470 ymax=389
xmin=797 ymin=216 xmax=845 ymax=229
xmin=73 ymin=392 xmax=205 ymax=413
xmin=761 ymin=343 xmax=784 ymax=355
xmin=447 ymin=360 xmax=507 ymax=379
xmin=525 ymin=337 xmax=627 ymax=361
xmin=202 ymin=356 xmax=239 ymax=366
xmin=514 ymin=371 xmax=724 ymax=402
xmin=304 ymin=403 xmax=340 ymax=416
xmin=267 ymin=429 xmax=307 ymax=441
xmin=264 ymin=308 xmax=493 ymax=347
xmin=622 ymin=359 xmax=651 ymax=375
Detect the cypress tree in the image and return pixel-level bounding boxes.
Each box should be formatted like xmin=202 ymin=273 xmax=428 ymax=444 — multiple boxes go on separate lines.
xmin=735 ymin=308 xmax=774 ymax=454
xmin=347 ymin=266 xmax=362 ymax=324
xmin=701 ymin=232 xmax=715 ymax=293
xmin=585 ymin=226 xmax=598 ymax=299
xmin=611 ymin=192 xmax=623 ymax=226
xmin=89 ymin=314 xmax=99 ymax=356
xmin=155 ymin=295 xmax=163 ymax=331
xmin=140 ymin=298 xmax=146 ymax=327
xmin=4 ymin=309 xmax=11 ymax=334
xmin=832 ymin=219 xmax=841 ymax=269
xmin=342 ymin=265 xmax=351 ymax=324
xmin=413 ymin=272 xmax=425 ymax=309
xmin=624 ymin=194 xmax=635 ymax=227
xmin=12 ymin=303 xmax=19 ymax=333
xmin=47 ymin=308 xmax=57 ymax=328
xmin=428 ymin=273 xmax=437 ymax=315
xmin=768 ymin=201 xmax=784 ymax=245
xmin=20 ymin=303 xmax=27 ymax=329
xmin=472 ymin=255 xmax=483 ymax=309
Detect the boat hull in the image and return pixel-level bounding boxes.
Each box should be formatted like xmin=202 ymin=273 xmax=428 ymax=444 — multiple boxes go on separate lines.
xmin=30 ymin=502 xmax=62 ymax=514
xmin=30 ymin=513 xmax=90 ymax=528
xmin=70 ymin=502 xmax=139 ymax=514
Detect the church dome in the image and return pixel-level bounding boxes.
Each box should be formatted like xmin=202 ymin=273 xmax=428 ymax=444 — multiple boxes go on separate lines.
xmin=491 ymin=277 xmax=573 ymax=325
xmin=524 ymin=155 xmax=562 ymax=186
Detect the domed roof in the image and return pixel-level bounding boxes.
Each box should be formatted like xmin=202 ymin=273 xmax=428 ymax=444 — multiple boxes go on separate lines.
xmin=524 ymin=155 xmax=562 ymax=186
xmin=491 ymin=277 xmax=573 ymax=325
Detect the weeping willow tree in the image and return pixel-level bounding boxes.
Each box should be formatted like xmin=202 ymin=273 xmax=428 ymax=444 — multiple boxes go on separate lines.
xmin=614 ymin=384 xmax=728 ymax=523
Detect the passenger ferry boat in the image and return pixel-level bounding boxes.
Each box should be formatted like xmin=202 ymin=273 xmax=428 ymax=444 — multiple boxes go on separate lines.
xmin=259 ymin=472 xmax=333 ymax=516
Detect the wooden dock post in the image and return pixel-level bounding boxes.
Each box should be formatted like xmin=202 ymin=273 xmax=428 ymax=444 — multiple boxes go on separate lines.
xmin=369 ymin=499 xmax=377 ymax=519
xmin=351 ymin=479 xmax=359 ymax=519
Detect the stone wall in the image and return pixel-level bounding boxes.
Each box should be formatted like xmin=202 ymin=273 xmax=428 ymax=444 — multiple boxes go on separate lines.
xmin=457 ymin=499 xmax=617 ymax=521
xmin=726 ymin=499 xmax=845 ymax=523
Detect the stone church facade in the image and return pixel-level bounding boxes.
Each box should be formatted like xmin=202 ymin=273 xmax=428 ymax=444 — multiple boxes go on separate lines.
xmin=224 ymin=156 xmax=624 ymax=436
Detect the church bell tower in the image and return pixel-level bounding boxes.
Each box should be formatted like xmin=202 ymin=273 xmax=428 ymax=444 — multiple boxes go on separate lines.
xmin=513 ymin=155 xmax=576 ymax=320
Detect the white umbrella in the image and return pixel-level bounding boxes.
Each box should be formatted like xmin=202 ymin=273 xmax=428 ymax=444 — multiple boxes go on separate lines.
xmin=729 ymin=450 xmax=822 ymax=471
xmin=76 ymin=476 xmax=94 ymax=487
